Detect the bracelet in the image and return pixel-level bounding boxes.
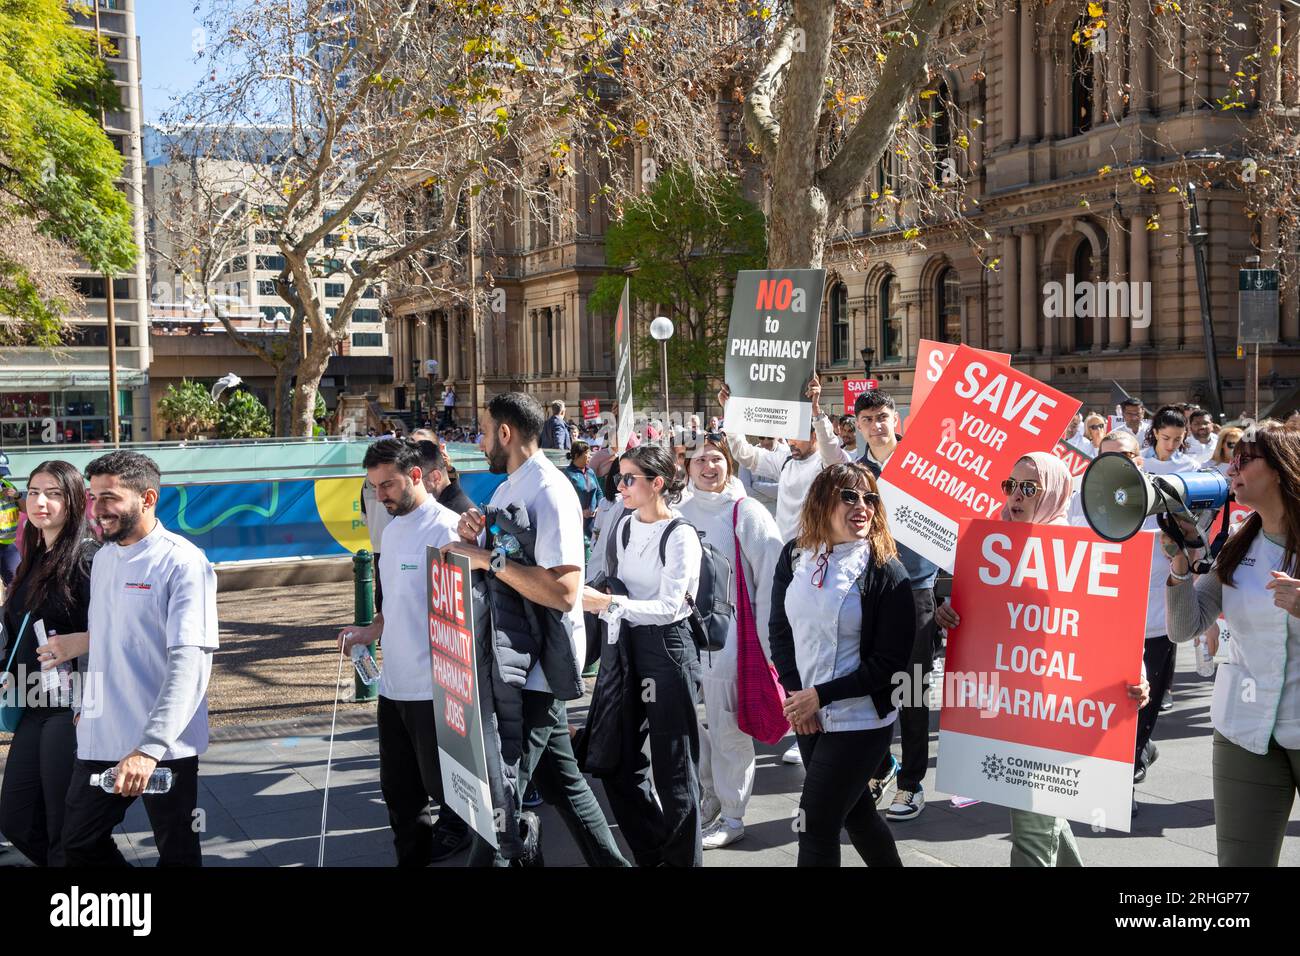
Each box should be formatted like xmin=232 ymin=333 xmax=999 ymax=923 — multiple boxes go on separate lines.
xmin=1168 ymin=569 xmax=1192 ymax=582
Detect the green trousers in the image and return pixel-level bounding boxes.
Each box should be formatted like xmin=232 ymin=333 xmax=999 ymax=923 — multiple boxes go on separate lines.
xmin=1009 ymin=809 xmax=1084 ymax=867
xmin=1212 ymin=730 xmax=1300 ymax=867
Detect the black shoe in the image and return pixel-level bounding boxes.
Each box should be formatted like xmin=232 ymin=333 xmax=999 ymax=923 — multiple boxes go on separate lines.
xmin=522 ymin=785 xmax=543 ymax=809
xmin=1133 ymin=762 xmax=1146 ymax=784
xmin=428 ymin=820 xmax=470 ymax=863
xmin=512 ymin=811 xmax=544 ymax=868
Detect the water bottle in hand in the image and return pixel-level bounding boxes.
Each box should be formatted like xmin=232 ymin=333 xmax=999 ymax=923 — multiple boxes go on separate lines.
xmin=1194 ymin=634 xmax=1216 ymax=678
xmin=351 ymin=643 xmax=380 ymax=685
xmin=90 ymin=767 xmax=174 ymax=794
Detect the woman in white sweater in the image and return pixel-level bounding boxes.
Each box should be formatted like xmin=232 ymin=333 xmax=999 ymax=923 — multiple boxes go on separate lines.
xmin=582 ymin=444 xmax=704 ymax=866
xmin=678 ymin=435 xmax=783 ymax=849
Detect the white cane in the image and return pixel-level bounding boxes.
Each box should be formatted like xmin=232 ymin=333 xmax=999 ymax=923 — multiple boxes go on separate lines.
xmin=317 ymin=646 xmax=348 ymax=867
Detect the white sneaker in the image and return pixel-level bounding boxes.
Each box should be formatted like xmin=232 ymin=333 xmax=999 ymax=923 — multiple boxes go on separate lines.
xmin=782 ymin=742 xmax=802 ymax=765
xmin=702 ymin=817 xmax=745 ymax=850
xmin=886 ymin=788 xmax=925 ymax=822
xmin=700 ymin=793 xmax=722 ymax=829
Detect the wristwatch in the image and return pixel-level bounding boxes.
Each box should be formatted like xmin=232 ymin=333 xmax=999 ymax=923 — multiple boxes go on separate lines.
xmin=607 ymin=598 xmax=623 ymax=615
xmin=489 ymin=546 xmax=508 ymax=574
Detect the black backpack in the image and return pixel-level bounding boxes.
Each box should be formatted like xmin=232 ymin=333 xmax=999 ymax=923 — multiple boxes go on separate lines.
xmin=606 ymin=513 xmax=732 ymax=652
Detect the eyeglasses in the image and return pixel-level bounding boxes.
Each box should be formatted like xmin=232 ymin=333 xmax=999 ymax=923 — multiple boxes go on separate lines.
xmin=838 ymin=489 xmax=880 ymax=508
xmin=1000 ymin=479 xmax=1043 ymax=498
xmin=812 ymin=551 xmax=831 ymax=589
xmin=1231 ymin=444 xmax=1263 ymax=470
xmin=617 ymin=473 xmax=652 ymax=487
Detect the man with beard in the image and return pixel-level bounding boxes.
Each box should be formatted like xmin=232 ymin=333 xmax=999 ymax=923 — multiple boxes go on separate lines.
xmin=337 ymin=439 xmax=465 ymax=865
xmin=443 ymin=392 xmax=628 ymax=867
xmin=62 ymin=452 xmax=218 ymax=866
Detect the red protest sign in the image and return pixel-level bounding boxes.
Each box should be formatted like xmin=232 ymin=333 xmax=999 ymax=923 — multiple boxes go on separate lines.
xmin=877 ymin=345 xmax=1081 ymax=571
xmin=1052 ymin=441 xmax=1092 ymax=485
xmin=936 ymin=519 xmax=1150 ymax=831
xmin=912 ymin=340 xmax=1010 ymax=417
xmin=580 ymin=398 xmax=600 ymax=422
xmin=842 ymin=378 xmax=878 ymax=414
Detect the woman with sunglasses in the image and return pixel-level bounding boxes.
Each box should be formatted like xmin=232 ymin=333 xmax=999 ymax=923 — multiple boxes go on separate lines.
xmin=1211 ymin=426 xmax=1244 ymax=477
xmin=937 ymin=452 xmax=1149 ymax=866
xmin=1084 ymin=413 xmax=1108 ymax=454
xmin=0 ymin=461 xmax=98 ymax=866
xmin=677 ymin=435 xmax=783 ymax=849
xmin=1165 ymin=423 xmax=1300 ymax=866
xmin=581 ymin=444 xmax=704 ymax=866
xmin=768 ymin=463 xmax=915 ymax=866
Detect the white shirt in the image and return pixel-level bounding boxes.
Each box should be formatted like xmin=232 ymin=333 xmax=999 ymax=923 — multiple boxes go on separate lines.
xmin=78 ymin=521 xmax=218 ymax=762
xmin=1186 ymin=432 xmax=1219 ymax=466
xmin=602 ymin=515 xmax=702 ymax=628
xmin=377 ymin=496 xmax=460 ymax=700
xmin=1141 ymin=448 xmax=1195 ymax=475
xmin=485 ymin=450 xmax=586 ymax=692
xmin=726 ymin=414 xmax=850 ymax=541
xmin=1064 ymin=432 xmax=1096 ymax=458
xmin=783 ymin=540 xmax=894 ymax=732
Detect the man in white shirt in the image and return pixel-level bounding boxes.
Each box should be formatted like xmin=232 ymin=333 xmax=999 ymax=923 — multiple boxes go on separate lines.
xmin=1062 ymin=412 xmax=1096 ymax=458
xmin=1115 ymin=397 xmax=1150 ymax=444
xmin=62 ymin=451 xmax=218 ymax=867
xmin=716 ymin=375 xmax=851 ymax=542
xmin=444 ymin=392 xmax=628 ymax=867
xmin=339 ymin=439 xmax=464 ymax=866
xmin=1185 ymin=407 xmax=1219 ymax=465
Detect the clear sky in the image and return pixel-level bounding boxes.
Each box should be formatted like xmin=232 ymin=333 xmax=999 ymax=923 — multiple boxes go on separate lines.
xmin=134 ymin=0 xmax=217 ymax=125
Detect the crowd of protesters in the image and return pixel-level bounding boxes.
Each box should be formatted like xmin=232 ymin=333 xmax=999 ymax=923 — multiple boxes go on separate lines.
xmin=1 ymin=385 xmax=1297 ymax=869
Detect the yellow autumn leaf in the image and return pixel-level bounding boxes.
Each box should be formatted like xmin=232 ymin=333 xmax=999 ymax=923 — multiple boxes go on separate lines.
xmin=1168 ymin=186 xmax=1180 ymax=193
xmin=870 ymin=190 xmax=880 ymax=200
xmin=1271 ymin=43 xmax=1281 ymax=56
xmin=1079 ymin=199 xmax=1090 ymax=207
xmin=987 ymin=257 xmax=1001 ymax=271
xmin=919 ymin=89 xmax=938 ymax=99
xmin=1087 ymin=1 xmax=1103 ymax=16
xmin=903 ymin=227 xmax=920 ymax=239
xmin=633 ymin=119 xmax=649 ymax=136
xmin=1097 ymin=165 xmax=1112 ymax=176
xmin=876 ymin=52 xmax=887 ymax=63
xmin=1146 ymin=218 xmax=1160 ymax=231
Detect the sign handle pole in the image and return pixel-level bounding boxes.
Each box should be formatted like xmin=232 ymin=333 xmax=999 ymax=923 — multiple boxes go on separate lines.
xmin=317 ymin=648 xmax=347 ymax=868
xmin=1254 ymin=343 xmax=1260 ymax=420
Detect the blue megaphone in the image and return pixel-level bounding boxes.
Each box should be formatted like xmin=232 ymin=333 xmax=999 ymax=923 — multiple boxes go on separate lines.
xmin=1080 ymin=452 xmax=1229 ymax=543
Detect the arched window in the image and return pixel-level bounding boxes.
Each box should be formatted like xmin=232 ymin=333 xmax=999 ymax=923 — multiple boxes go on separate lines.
xmin=830 ymin=282 xmax=850 ymax=364
xmin=937 ymin=268 xmax=962 ymax=344
xmin=880 ymin=275 xmax=903 ymax=361
xmin=1069 ymin=24 xmax=1094 ymax=137
xmin=1073 ymin=242 xmax=1095 ymax=351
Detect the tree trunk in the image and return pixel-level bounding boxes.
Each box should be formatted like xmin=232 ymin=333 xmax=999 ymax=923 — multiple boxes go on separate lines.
xmin=291 ymin=337 xmax=335 ymax=437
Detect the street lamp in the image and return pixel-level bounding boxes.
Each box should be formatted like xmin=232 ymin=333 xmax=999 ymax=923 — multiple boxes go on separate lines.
xmin=860 ymin=346 xmax=875 ymax=380
xmin=650 ymin=315 xmax=674 ymax=445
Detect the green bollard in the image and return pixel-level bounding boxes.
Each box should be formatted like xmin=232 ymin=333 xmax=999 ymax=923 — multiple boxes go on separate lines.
xmin=353 ymin=549 xmax=378 ymax=702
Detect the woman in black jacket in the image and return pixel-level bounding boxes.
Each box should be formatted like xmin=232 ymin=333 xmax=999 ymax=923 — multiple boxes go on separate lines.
xmin=769 ymin=462 xmax=915 ymax=867
xmin=0 ymin=460 xmax=98 ymax=866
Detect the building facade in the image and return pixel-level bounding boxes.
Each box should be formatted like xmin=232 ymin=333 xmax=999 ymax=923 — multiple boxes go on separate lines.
xmin=0 ymin=0 xmax=151 ymax=448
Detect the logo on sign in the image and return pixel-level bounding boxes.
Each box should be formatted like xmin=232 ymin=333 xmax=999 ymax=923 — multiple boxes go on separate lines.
xmin=981 ymin=754 xmax=1006 ymax=783
xmin=894 ymin=505 xmax=913 ymax=526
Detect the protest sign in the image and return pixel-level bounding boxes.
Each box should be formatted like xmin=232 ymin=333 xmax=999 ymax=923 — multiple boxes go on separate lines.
xmin=877 ymin=345 xmax=1080 ymax=571
xmin=843 ymin=378 xmax=878 ymax=414
xmin=936 ymin=519 xmax=1150 ymax=832
xmin=427 ymin=547 xmax=497 ymax=848
xmin=580 ymin=398 xmax=600 ymax=422
xmin=1053 ymin=441 xmax=1092 ymax=487
xmin=723 ymin=269 xmax=824 ymax=440
xmin=912 ymin=340 xmax=1010 ymax=417
xmin=614 ymin=280 xmax=634 ymax=451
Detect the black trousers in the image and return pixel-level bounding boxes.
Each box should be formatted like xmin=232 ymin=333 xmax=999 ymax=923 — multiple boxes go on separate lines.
xmin=468 ymin=689 xmax=629 ymax=867
xmin=0 ymin=707 xmax=77 ymax=866
xmin=1136 ymin=636 xmax=1177 ymax=765
xmin=874 ymin=588 xmax=937 ymax=792
xmin=377 ymin=694 xmax=465 ymax=867
xmin=600 ymin=619 xmax=703 ymax=868
xmin=61 ymin=756 xmax=201 ymax=867
xmin=798 ymin=724 xmax=902 ymax=867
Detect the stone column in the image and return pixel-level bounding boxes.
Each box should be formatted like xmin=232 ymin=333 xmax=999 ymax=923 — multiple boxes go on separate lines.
xmin=1018 ymin=227 xmax=1039 ymax=352
xmin=1131 ymin=0 xmax=1152 ymax=113
xmin=1018 ymin=4 xmax=1039 ymax=143
xmin=1002 ymin=232 xmax=1020 ymax=351
xmin=1108 ymin=215 xmax=1129 ymax=348
xmin=1042 ymin=37 xmax=1058 ymax=140
xmin=1003 ymin=6 xmax=1020 ymax=146
xmin=1129 ymin=212 xmax=1151 ymax=347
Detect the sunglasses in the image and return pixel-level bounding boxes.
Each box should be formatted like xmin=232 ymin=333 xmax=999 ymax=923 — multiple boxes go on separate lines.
xmin=838 ymin=489 xmax=880 ymax=508
xmin=1087 ymin=423 xmax=1104 ymax=431
xmin=617 ymin=473 xmax=653 ymax=487
xmin=1000 ymin=479 xmax=1043 ymax=498
xmin=1231 ymin=443 xmax=1263 ymax=470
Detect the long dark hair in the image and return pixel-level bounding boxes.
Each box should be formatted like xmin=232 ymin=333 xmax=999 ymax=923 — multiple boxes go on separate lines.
xmin=1216 ymin=423 xmax=1300 ymax=586
xmin=1144 ymin=404 xmax=1188 ymax=452
xmin=9 ymin=460 xmax=91 ymax=610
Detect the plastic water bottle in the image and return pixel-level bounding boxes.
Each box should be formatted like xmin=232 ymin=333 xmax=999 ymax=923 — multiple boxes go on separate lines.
xmin=1194 ymin=634 xmax=1217 ymax=678
xmin=34 ymin=622 xmax=72 ymax=698
xmin=90 ymin=767 xmax=173 ymax=794
xmin=351 ymin=644 xmax=380 ymax=685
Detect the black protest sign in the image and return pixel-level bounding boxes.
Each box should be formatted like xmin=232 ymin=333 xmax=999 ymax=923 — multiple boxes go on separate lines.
xmin=614 ymin=280 xmax=634 ymax=451
xmin=426 ymin=546 xmax=496 ymax=848
xmin=723 ymin=269 xmax=824 ymax=440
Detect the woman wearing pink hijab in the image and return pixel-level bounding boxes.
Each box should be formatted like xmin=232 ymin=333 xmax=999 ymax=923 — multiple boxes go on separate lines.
xmin=936 ymin=452 xmax=1149 ymax=866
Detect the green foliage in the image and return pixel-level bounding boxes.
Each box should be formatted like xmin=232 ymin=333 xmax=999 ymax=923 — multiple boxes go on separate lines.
xmin=217 ymin=390 xmax=273 ymax=439
xmin=158 ymin=380 xmax=217 ymax=440
xmin=314 ymin=391 xmax=327 ymax=420
xmin=589 ymin=166 xmax=766 ymax=412
xmin=0 ymin=0 xmax=136 ymax=340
